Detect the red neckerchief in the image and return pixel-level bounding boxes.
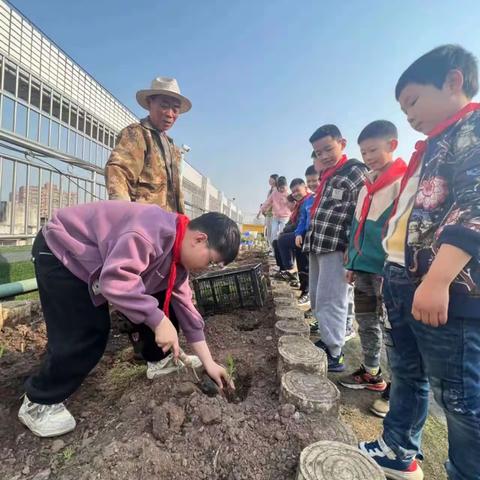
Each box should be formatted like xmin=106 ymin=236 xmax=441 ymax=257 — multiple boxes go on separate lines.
xmin=163 ymin=214 xmax=190 ymax=318
xmin=310 ymin=154 xmax=348 ymax=220
xmin=389 ymin=102 xmax=480 ymax=221
xmin=290 ymin=192 xmax=312 ymax=224
xmin=354 ymin=158 xmax=407 ymax=252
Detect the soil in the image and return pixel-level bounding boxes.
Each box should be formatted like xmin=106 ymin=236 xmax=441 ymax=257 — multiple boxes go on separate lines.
xmin=0 ymin=251 xmax=448 ymax=480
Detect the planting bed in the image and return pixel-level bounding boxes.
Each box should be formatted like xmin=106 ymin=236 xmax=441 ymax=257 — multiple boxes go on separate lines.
xmin=1 ymin=252 xmax=359 ymax=480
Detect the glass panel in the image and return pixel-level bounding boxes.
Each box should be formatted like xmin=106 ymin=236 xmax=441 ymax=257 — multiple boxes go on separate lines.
xmin=76 ymin=135 xmax=84 ymax=159
xmin=0 ymin=56 xmax=3 ymax=90
xmin=42 ymin=87 xmax=51 ymax=114
xmin=51 ymin=173 xmax=61 ymax=211
xmin=60 ymin=175 xmax=69 ymax=207
xmin=52 ymin=93 xmax=61 ymax=119
xmin=92 ymin=119 xmax=98 ymax=140
xmin=28 ymin=109 xmax=39 ymax=141
xmin=40 ymin=115 xmax=50 ymax=145
xmin=13 ymin=163 xmax=27 ymax=234
xmin=61 ymin=99 xmax=69 ymax=124
xmin=83 ymin=139 xmax=90 ymax=162
xmin=78 ymin=109 xmax=85 ymax=132
xmin=30 ymin=79 xmax=41 ymax=108
xmin=15 ymin=103 xmax=27 ymax=137
xmin=98 ymin=124 xmax=104 ymax=145
xmin=85 ymin=114 xmax=92 ymax=137
xmin=60 ymin=125 xmax=68 ymax=153
xmin=18 ymin=69 xmax=29 ymax=102
xmin=0 ymin=159 xmax=13 ymax=233
xmin=50 ymin=121 xmax=60 ymax=149
xmin=68 ymin=130 xmax=76 ymax=156
xmin=4 ymin=61 xmax=17 ymax=95
xmin=2 ymin=96 xmax=15 ymax=132
xmin=27 ymin=167 xmax=40 ymax=234
xmin=70 ymin=105 xmax=77 ymax=129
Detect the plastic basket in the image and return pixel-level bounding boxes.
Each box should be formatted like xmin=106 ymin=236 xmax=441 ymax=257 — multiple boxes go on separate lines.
xmin=192 ymin=263 xmax=267 ymax=316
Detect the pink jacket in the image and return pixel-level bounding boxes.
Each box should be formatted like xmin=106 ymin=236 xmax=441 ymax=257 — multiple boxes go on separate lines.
xmin=261 ymin=190 xmax=291 ymax=219
xmin=42 ymin=201 xmax=204 ymax=342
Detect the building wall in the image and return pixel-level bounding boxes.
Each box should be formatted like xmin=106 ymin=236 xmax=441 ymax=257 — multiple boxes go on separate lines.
xmin=0 ymin=1 xmax=241 ymax=242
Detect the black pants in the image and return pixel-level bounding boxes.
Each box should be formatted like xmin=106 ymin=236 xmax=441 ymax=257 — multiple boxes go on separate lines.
xmin=25 ymin=231 xmax=176 ymax=405
xmin=277 ymin=232 xmax=309 ymax=294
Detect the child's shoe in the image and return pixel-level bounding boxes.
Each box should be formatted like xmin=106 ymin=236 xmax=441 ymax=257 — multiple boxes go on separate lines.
xmin=327 ymin=351 xmax=346 ymax=372
xmin=370 ymin=382 xmax=391 ymax=418
xmin=18 ymin=395 xmax=76 ymax=437
xmin=359 ymin=438 xmax=424 ymax=479
xmin=297 ymin=293 xmax=310 ymax=307
xmin=339 ymin=365 xmax=387 ymax=392
xmin=147 ymin=353 xmax=202 ymax=379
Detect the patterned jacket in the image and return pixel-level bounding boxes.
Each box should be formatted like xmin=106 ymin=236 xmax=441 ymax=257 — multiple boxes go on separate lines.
xmin=405 ymin=109 xmax=480 ymax=309
xmin=105 ymin=117 xmax=185 ymax=213
xmin=304 ymin=159 xmax=367 ymax=254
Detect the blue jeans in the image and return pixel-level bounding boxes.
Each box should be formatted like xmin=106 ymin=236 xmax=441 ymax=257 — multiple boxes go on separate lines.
xmin=270 ymin=217 xmax=288 ymax=243
xmin=382 ymin=263 xmax=480 ymax=480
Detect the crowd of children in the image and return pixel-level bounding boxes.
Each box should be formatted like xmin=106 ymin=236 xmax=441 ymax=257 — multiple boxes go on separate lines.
xmin=258 ymin=44 xmax=480 ymax=480
xmin=15 ymin=42 xmax=480 ymax=480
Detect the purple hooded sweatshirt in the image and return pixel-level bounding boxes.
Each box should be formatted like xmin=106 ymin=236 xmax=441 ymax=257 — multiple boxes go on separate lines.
xmin=41 ymin=200 xmax=204 ymax=343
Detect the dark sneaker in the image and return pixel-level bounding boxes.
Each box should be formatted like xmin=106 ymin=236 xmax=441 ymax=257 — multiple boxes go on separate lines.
xmin=359 ymin=438 xmax=424 ymax=479
xmin=339 ymin=365 xmax=387 ymax=392
xmin=273 ymin=271 xmax=289 ymax=281
xmin=298 ymin=293 xmax=310 ymax=307
xmin=327 ymin=352 xmax=346 ymax=372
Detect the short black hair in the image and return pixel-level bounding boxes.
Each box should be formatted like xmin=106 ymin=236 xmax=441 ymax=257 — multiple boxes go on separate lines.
xmin=311 ymin=150 xmax=317 ymax=159
xmin=357 ymin=120 xmax=398 ymax=144
xmin=309 ymin=124 xmax=343 ymax=144
xmin=305 ymin=165 xmax=317 ymax=176
xmin=277 ymin=176 xmax=287 ymax=188
xmin=395 ymin=44 xmax=479 ymax=100
xmin=290 ymin=178 xmax=305 ymax=188
xmin=188 ymin=212 xmax=240 ymax=265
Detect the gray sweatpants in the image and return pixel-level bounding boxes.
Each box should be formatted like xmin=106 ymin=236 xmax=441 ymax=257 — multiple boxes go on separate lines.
xmin=309 ymin=251 xmax=348 ymax=357
xmin=354 ymin=272 xmax=385 ymax=369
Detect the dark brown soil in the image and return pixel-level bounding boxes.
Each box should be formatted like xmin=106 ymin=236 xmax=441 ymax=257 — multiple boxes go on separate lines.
xmin=0 ymin=254 xmax=356 ymax=480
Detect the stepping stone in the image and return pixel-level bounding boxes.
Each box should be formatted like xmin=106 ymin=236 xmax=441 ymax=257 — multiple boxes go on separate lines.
xmin=275 ymin=320 xmax=309 ymax=339
xmin=277 ymin=336 xmax=327 ymax=378
xmin=273 ymin=296 xmax=295 ymax=307
xmin=275 ymin=307 xmax=304 ymax=322
xmin=296 ymin=441 xmax=386 ymax=480
xmin=309 ymin=418 xmax=358 ymax=447
xmin=280 ymin=370 xmax=340 ymax=416
xmin=272 ymin=285 xmax=293 ymax=298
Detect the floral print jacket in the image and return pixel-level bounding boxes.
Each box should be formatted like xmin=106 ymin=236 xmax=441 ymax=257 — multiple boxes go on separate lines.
xmin=406 ymin=109 xmax=480 ymax=306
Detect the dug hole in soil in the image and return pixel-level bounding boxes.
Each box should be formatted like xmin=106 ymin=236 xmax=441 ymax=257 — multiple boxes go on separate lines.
xmin=0 ymin=252 xmax=356 ymax=480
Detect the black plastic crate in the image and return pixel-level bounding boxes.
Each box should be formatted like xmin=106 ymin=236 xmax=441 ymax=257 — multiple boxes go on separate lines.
xmin=192 ymin=263 xmax=267 ymax=316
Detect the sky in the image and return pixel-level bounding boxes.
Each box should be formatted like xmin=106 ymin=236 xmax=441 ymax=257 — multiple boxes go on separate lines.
xmin=10 ymin=0 xmax=480 ymax=221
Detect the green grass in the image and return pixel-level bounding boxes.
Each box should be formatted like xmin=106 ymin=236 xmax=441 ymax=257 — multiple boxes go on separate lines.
xmin=0 ymin=260 xmax=37 ymax=300
xmin=0 ymin=260 xmax=35 ymax=283
xmin=0 ymin=245 xmax=32 ymax=254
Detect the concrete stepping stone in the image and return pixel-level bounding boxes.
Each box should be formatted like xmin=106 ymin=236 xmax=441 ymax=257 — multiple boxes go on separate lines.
xmin=275 ymin=320 xmax=309 ymax=339
xmin=275 ymin=306 xmax=304 ymax=322
xmin=296 ymin=441 xmax=386 ymax=480
xmin=280 ymin=370 xmax=340 ymax=416
xmin=277 ymin=336 xmax=327 ymax=378
xmin=273 ymin=296 xmax=295 ymax=307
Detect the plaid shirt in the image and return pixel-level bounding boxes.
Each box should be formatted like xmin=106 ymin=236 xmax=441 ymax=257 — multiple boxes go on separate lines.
xmin=304 ymin=159 xmax=367 ymax=254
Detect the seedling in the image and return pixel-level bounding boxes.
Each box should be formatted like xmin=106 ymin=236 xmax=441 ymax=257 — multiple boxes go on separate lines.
xmin=226 ymin=353 xmax=236 ymax=381
xmin=0 ymin=345 xmax=5 ymax=358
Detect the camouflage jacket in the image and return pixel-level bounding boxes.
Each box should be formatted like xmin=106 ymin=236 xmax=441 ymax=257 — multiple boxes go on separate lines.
xmin=105 ymin=117 xmax=185 ymax=213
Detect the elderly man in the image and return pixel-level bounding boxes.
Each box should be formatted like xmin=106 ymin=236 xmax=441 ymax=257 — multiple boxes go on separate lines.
xmin=105 ymin=76 xmax=191 ymax=213
xmin=105 ymin=77 xmax=200 ymax=379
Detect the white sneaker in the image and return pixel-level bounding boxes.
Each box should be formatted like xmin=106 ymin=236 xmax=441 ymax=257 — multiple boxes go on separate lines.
xmin=18 ymin=395 xmax=76 ymax=437
xmin=146 ymin=353 xmax=202 ymax=379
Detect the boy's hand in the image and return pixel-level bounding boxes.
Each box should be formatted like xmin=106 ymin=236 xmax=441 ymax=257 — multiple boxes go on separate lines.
xmin=412 ymin=278 xmax=449 ymax=327
xmin=154 ymin=317 xmax=180 ymax=359
xmin=295 ymin=235 xmax=303 ymax=248
xmin=204 ymin=361 xmax=234 ymax=390
xmin=346 ymin=271 xmax=356 ymax=284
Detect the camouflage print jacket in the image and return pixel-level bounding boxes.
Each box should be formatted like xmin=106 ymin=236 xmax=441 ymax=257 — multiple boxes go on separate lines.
xmin=105 ymin=117 xmax=185 ymax=213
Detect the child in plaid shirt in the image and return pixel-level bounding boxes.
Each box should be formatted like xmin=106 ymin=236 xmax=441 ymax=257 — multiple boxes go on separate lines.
xmin=303 ymin=124 xmax=367 ymax=371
